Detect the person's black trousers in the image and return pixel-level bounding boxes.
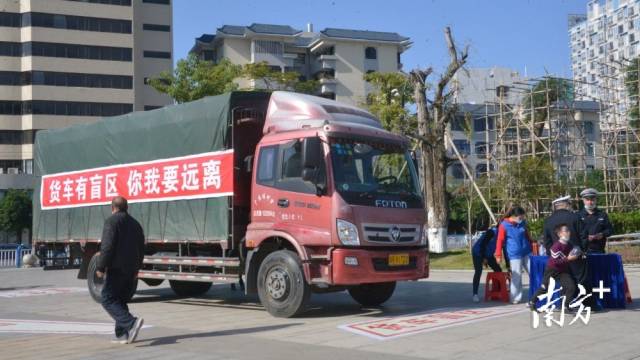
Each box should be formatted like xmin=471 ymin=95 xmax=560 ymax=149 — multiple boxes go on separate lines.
xmin=531 ymin=268 xmax=576 ymax=306
xmin=472 ymin=255 xmax=502 ymax=295
xmin=101 ymin=268 xmax=136 ymax=337
xmin=569 ymin=256 xmax=596 ymax=307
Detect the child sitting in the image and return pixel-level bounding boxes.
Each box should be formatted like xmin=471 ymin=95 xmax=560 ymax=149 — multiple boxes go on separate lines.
xmin=529 ymin=223 xmax=580 ymax=311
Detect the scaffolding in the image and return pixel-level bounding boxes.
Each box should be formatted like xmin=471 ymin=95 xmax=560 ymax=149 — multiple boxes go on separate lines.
xmin=461 ymin=67 xmax=640 ymax=217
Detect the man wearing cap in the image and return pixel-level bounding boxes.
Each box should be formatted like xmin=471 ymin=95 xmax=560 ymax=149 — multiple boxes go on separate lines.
xmin=542 ymin=195 xmax=592 ymax=306
xmin=578 ymin=188 xmax=614 ymax=254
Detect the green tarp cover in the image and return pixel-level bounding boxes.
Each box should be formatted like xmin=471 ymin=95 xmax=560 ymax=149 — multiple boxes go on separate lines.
xmin=33 ymin=92 xmax=243 ymax=243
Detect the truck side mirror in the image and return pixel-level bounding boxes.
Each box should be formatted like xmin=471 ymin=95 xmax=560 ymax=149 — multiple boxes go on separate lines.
xmin=302 ymin=137 xmax=323 ymax=169
xmin=410 ymin=150 xmax=419 ymax=176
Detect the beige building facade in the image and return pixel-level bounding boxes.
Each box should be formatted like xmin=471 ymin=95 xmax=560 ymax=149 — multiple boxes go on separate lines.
xmin=0 ymin=0 xmax=172 ymax=183
xmin=191 ymin=23 xmax=411 ymax=106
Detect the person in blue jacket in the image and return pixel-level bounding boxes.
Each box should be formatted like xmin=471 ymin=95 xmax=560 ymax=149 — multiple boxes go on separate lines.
xmin=472 ymin=226 xmax=504 ymax=302
xmin=494 ymin=206 xmax=534 ymax=304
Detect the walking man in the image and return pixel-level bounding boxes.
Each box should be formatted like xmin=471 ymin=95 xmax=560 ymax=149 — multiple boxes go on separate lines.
xmin=578 ymin=188 xmax=614 ymax=254
xmin=96 ymin=196 xmax=146 ymax=344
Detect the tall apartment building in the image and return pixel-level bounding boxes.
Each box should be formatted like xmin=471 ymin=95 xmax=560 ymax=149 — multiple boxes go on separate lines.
xmin=190 ymin=23 xmax=411 ymax=106
xmin=0 ymin=0 xmax=173 ymax=188
xmin=569 ymin=0 xmax=640 ymax=103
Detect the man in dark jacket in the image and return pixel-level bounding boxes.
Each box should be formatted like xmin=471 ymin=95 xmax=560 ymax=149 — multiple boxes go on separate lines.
xmin=96 ymin=196 xmax=145 ymax=344
xmin=542 ymin=195 xmax=594 ymax=308
xmin=578 ymin=188 xmax=614 ymax=254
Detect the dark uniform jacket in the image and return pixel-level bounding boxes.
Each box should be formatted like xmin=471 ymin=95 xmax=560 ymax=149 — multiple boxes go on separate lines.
xmin=578 ymin=208 xmax=614 ymax=253
xmin=543 ymin=209 xmax=587 ymax=251
xmin=97 ymin=211 xmax=145 ymax=274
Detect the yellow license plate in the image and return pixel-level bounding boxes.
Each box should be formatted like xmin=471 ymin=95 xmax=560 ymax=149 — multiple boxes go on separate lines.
xmin=388 ymin=254 xmax=410 ymax=266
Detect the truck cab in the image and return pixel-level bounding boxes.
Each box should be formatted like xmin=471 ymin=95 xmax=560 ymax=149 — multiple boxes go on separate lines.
xmin=243 ymin=92 xmax=428 ymax=317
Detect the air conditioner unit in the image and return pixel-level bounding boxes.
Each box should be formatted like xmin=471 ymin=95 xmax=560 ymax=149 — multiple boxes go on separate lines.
xmin=7 ymin=168 xmax=19 ymax=174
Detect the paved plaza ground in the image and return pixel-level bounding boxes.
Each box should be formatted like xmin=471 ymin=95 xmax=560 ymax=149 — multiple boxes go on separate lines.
xmin=0 ymin=266 xmax=638 ymax=360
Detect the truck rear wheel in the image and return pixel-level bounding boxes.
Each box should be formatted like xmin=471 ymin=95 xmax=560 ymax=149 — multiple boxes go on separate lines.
xmin=169 ymin=280 xmax=212 ymax=297
xmin=87 ymin=253 xmax=137 ymax=303
xmin=348 ymin=282 xmax=396 ymax=307
xmin=257 ymin=250 xmax=310 ymax=318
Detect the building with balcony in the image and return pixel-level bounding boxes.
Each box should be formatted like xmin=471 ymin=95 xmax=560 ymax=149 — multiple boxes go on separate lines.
xmin=190 ymin=23 xmax=411 ymax=106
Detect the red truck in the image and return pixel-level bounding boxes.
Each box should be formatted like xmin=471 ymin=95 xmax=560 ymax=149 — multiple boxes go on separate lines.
xmin=33 ymin=91 xmax=428 ymax=317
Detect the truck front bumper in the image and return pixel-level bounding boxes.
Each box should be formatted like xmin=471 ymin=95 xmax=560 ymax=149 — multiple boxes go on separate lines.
xmin=330 ymin=247 xmax=428 ymax=285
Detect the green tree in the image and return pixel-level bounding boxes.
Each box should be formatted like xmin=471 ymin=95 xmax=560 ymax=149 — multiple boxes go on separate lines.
xmin=148 ymin=53 xmax=242 ymax=103
xmin=243 ymin=61 xmax=319 ymax=94
xmin=363 ymin=71 xmax=414 ymax=134
xmin=0 ymin=190 xmax=32 ymax=243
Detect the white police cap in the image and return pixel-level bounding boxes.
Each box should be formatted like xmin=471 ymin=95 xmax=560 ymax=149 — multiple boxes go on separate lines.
xmin=551 ymin=195 xmax=571 ymax=205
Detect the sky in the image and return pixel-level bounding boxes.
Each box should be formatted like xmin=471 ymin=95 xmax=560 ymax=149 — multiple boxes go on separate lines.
xmin=173 ymin=0 xmax=587 ymax=79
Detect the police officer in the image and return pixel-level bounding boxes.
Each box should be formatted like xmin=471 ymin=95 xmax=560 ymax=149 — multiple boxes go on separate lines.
xmin=542 ymin=195 xmax=593 ymax=306
xmin=578 ymin=188 xmax=614 ymax=254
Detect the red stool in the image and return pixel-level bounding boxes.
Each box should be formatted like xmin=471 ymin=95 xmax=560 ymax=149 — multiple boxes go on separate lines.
xmin=624 ymin=276 xmax=632 ymax=304
xmin=485 ymin=272 xmax=510 ymax=303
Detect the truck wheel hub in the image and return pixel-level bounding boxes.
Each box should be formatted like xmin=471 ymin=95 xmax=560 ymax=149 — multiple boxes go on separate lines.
xmin=266 ymin=268 xmax=289 ymax=300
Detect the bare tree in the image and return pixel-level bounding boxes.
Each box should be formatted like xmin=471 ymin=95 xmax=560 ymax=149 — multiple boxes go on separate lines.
xmin=409 ymin=27 xmax=468 ymax=252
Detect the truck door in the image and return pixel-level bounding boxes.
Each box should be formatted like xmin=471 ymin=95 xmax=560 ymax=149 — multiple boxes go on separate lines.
xmin=273 ymin=138 xmax=331 ymax=246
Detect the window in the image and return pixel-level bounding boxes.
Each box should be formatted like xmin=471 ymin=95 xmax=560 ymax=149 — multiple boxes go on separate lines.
xmin=0 ymin=71 xmax=22 ymax=86
xmin=450 ymin=163 xmax=465 ymax=179
xmin=618 ymin=24 xmax=624 ymax=34
xmin=65 ymin=0 xmax=131 ymax=5
xmin=0 ymin=12 xmax=21 ymax=27
xmin=452 ymin=139 xmax=470 ymax=156
xmin=23 ymin=42 xmax=132 ymax=61
xmin=22 ymin=12 xmax=131 ymax=34
xmin=254 ymin=40 xmax=283 ymax=55
xmin=202 ymin=50 xmax=215 ymax=61
xmin=451 ymin=115 xmax=466 ymax=131
xmin=24 ymin=71 xmax=132 ymax=89
xmin=144 ymin=105 xmax=162 ymax=111
xmin=143 ymin=0 xmax=170 ymax=4
xmin=0 ymin=42 xmax=22 ymax=57
xmin=586 ymin=143 xmax=595 ymax=157
xmin=277 ymin=140 xmax=320 ymax=194
xmin=365 ymin=47 xmax=377 ymax=60
xmin=143 ymin=23 xmax=170 ymax=32
xmin=257 ymin=145 xmax=278 ymax=186
xmin=475 ymin=142 xmax=492 ymax=158
xmin=143 ymin=51 xmax=171 ymax=59
xmin=475 ymin=164 xmax=494 ymax=178
xmin=0 ymin=100 xmax=132 ymax=116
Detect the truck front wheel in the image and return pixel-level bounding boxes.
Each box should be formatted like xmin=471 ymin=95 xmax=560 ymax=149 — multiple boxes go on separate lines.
xmin=169 ymin=280 xmax=211 ymax=297
xmin=257 ymin=250 xmax=310 ymax=318
xmin=348 ymin=282 xmax=396 ymax=307
xmin=87 ymin=253 xmax=137 ymax=303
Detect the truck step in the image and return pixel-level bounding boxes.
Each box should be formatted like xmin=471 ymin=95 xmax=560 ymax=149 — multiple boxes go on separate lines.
xmin=137 ymin=270 xmax=238 ymax=283
xmin=143 ymin=256 xmax=240 ymax=267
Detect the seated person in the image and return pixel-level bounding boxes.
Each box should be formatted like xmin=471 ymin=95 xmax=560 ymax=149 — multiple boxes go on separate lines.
xmin=529 ymin=224 xmax=580 ymax=311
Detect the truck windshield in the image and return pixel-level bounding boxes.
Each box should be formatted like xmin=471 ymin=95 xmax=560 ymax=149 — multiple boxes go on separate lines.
xmin=329 ymin=138 xmax=422 ymax=208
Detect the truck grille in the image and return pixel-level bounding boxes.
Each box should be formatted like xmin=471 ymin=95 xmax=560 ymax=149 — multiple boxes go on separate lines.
xmin=372 ymin=257 xmax=418 ymax=271
xmin=362 ymin=223 xmax=420 ymax=244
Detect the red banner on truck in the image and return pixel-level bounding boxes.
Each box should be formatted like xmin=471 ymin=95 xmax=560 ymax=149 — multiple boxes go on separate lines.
xmin=40 ymin=150 xmax=233 ymax=210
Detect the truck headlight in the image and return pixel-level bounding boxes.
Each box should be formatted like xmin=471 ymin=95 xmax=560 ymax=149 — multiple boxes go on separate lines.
xmin=420 ymin=225 xmax=428 ymax=246
xmin=337 ymin=219 xmax=359 ymax=246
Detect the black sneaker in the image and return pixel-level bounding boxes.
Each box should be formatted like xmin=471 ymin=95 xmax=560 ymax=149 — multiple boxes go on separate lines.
xmin=127 ymin=317 xmax=144 ymax=344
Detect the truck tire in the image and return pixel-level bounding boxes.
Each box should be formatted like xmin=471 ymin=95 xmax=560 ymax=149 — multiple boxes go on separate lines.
xmin=87 ymin=253 xmax=138 ymax=303
xmin=141 ymin=278 xmax=164 ymax=287
xmin=169 ymin=280 xmax=212 ymax=297
xmin=257 ymin=250 xmax=310 ymax=318
xmin=348 ymin=282 xmax=396 ymax=307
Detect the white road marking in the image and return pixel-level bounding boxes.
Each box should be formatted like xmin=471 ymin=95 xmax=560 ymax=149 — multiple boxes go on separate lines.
xmin=339 ymin=305 xmax=527 ymax=340
xmin=0 ymin=287 xmax=87 ymax=298
xmin=0 ymin=319 xmax=152 ymax=334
